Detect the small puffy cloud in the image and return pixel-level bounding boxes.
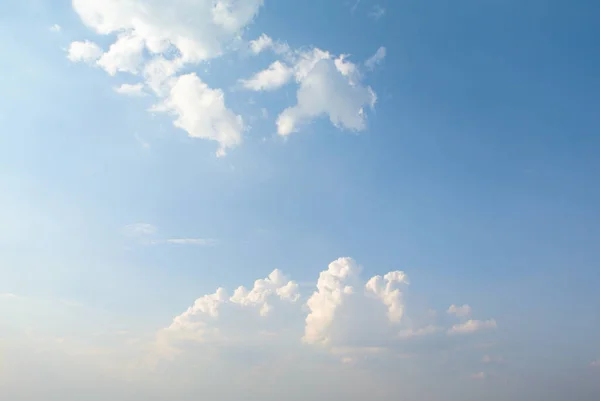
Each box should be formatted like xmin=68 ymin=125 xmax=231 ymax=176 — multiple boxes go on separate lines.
xmin=240 ymin=61 xmax=293 ymax=91
xmin=277 ymin=54 xmax=376 ymax=136
xmin=249 ymin=34 xmax=290 ymax=55
xmin=123 ymin=223 xmax=157 ymax=237
xmin=67 ymin=40 xmax=103 ymax=64
xmin=369 ymin=5 xmax=386 ymax=20
xmin=448 ymin=319 xmax=497 ymax=335
xmin=49 ymin=24 xmax=61 ymax=32
xmin=150 ymin=73 xmax=244 ymax=156
xmin=447 ymin=304 xmax=472 ymax=318
xmin=114 ymin=83 xmax=146 ymax=96
xmin=365 ymin=46 xmax=386 ymax=70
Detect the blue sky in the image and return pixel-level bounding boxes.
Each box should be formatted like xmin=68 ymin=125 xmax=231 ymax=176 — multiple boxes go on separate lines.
xmin=1 ymin=0 xmax=600 ymax=400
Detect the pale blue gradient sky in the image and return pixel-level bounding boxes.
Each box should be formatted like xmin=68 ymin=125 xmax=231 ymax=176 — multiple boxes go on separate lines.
xmin=1 ymin=1 xmax=599 ymax=400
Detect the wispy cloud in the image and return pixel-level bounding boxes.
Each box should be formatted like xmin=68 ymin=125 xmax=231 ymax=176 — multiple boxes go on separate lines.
xmin=123 ymin=223 xmax=158 ymax=237
xmin=482 ymin=354 xmax=504 ymax=364
xmin=448 ymin=319 xmax=497 ymax=335
xmin=369 ymin=5 xmax=385 ymax=21
xmin=49 ymin=24 xmax=61 ymax=32
xmin=0 ymin=293 xmax=19 ymax=299
xmin=591 ymin=359 xmax=600 ymax=367
xmin=164 ymin=238 xmax=217 ymax=247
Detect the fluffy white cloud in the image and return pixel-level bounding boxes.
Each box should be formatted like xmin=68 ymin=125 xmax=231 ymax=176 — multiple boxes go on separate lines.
xmin=240 ymin=61 xmax=293 ymax=91
xmin=67 ymin=40 xmax=103 ymax=64
xmin=277 ymin=55 xmax=376 ymax=136
xmin=447 ymin=304 xmax=472 ymax=318
xmin=49 ymin=24 xmax=61 ymax=32
xmin=97 ymin=32 xmax=145 ymax=75
xmin=365 ymin=271 xmax=408 ymax=323
xmin=303 ymin=257 xmax=357 ymax=345
xmin=230 ymin=269 xmax=300 ymax=316
xmin=448 ymin=319 xmax=497 ymax=335
xmin=72 ymin=0 xmax=263 ymax=65
xmin=365 ymin=46 xmax=386 ymax=70
xmin=114 ymin=83 xmax=146 ymax=96
xmin=150 ymin=73 xmax=244 ymax=156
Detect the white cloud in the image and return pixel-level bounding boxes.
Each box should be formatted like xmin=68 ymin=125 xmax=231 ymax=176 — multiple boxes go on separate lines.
xmin=240 ymin=61 xmax=293 ymax=91
xmin=448 ymin=319 xmax=497 ymax=335
xmin=165 ymin=238 xmax=217 ymax=246
xmin=365 ymin=271 xmax=408 ymax=323
xmin=230 ymin=269 xmax=300 ymax=316
xmin=0 ymin=293 xmax=19 ymax=299
xmin=49 ymin=24 xmax=61 ymax=32
xmin=369 ymin=5 xmax=386 ymax=20
xmin=277 ymin=54 xmax=376 ymax=136
xmin=249 ymin=34 xmax=290 ymax=55
xmin=365 ymin=46 xmax=386 ymax=70
xmin=123 ymin=223 xmax=157 ymax=237
xmin=114 ymin=83 xmax=146 ymax=96
xmin=150 ymin=73 xmax=244 ymax=156
xmin=447 ymin=304 xmax=472 ymax=318
xmin=67 ymin=40 xmax=103 ymax=64
xmin=97 ymin=32 xmax=145 ymax=75
xmin=72 ymin=0 xmax=263 ymax=65
xmin=303 ymin=257 xmax=357 ymax=345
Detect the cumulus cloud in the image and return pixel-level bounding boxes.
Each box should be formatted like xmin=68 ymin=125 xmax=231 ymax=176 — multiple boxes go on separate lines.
xmin=240 ymin=61 xmax=293 ymax=91
xmin=277 ymin=54 xmax=376 ymax=136
xmin=249 ymin=34 xmax=289 ymax=55
xmin=448 ymin=319 xmax=497 ymax=335
xmin=68 ymin=0 xmax=263 ymax=154
xmin=49 ymin=24 xmax=61 ymax=32
xmin=71 ymin=0 xmax=263 ymax=65
xmin=67 ymin=40 xmax=103 ymax=64
xmin=97 ymin=32 xmax=145 ymax=75
xmin=303 ymin=258 xmax=357 ymax=345
xmin=230 ymin=269 xmax=300 ymax=316
xmin=365 ymin=46 xmax=386 ymax=70
xmin=150 ymin=73 xmax=244 ymax=156
xmin=365 ymin=271 xmax=408 ymax=323
xmin=114 ymin=83 xmax=146 ymax=96
xmin=447 ymin=304 xmax=472 ymax=318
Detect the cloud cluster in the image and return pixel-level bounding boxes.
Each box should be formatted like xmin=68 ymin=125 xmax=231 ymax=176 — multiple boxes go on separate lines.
xmin=158 ymin=257 xmax=498 ymax=361
xmin=67 ymin=2 xmax=386 ymax=155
